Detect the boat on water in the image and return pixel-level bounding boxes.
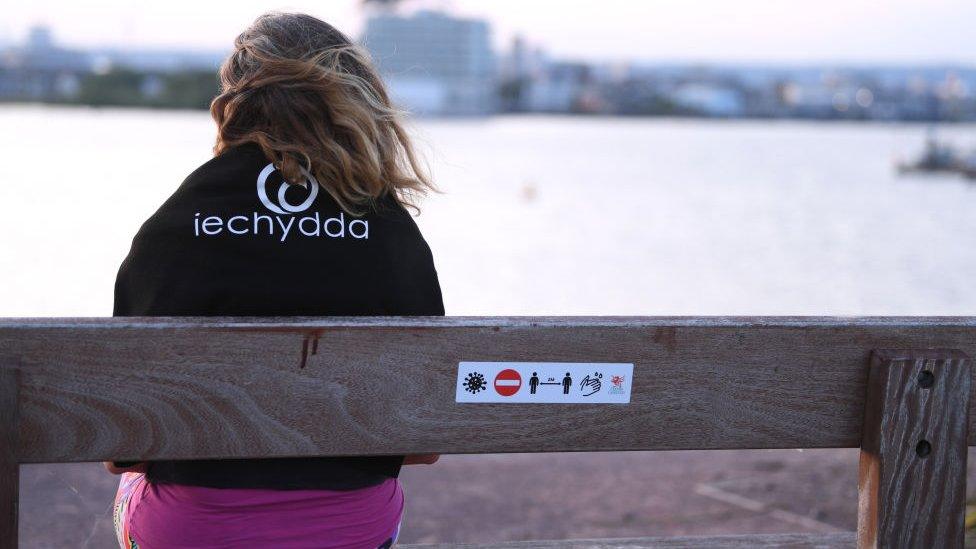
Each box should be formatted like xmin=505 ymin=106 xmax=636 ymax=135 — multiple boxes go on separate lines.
xmin=897 ymin=132 xmax=973 ymax=175
xmin=961 ymin=154 xmax=976 ymax=180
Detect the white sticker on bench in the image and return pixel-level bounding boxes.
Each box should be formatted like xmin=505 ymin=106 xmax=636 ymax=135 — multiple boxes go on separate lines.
xmin=456 ymin=362 xmax=633 ymax=403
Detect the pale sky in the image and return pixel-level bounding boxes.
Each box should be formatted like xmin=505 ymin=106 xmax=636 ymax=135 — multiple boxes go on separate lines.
xmin=4 ymin=0 xmax=975 ymax=64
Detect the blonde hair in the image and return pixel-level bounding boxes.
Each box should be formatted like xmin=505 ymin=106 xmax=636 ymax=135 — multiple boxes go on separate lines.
xmin=210 ymin=12 xmax=432 ymax=213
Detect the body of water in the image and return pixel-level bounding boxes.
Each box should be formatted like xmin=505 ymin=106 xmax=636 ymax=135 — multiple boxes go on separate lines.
xmin=6 ymin=106 xmax=976 ymax=546
xmin=2 ymin=106 xmax=975 ymax=317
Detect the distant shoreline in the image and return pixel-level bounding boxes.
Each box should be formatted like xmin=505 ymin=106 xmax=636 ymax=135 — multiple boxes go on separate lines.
xmin=3 ymin=101 xmax=974 ymax=125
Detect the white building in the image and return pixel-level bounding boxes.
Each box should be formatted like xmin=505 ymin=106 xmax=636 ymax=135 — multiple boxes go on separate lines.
xmin=362 ymin=10 xmax=496 ymax=116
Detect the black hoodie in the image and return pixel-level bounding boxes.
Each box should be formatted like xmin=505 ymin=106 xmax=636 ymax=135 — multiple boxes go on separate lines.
xmin=114 ymin=142 xmax=444 ymax=490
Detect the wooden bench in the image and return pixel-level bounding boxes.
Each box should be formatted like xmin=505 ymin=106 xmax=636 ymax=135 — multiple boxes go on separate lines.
xmin=1 ymin=317 xmax=973 ymax=548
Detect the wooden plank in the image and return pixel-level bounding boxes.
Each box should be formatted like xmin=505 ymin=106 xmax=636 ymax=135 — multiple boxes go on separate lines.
xmin=856 ymin=350 xmax=970 ymax=548
xmin=2 ymin=317 xmax=976 ymax=462
xmin=4 ymin=316 xmax=976 ymax=328
xmin=399 ymin=532 xmax=856 ymax=548
xmin=0 ymin=367 xmax=18 ymax=549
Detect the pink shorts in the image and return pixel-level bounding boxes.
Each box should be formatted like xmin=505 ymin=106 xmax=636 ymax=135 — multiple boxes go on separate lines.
xmin=113 ymin=472 xmax=403 ymax=548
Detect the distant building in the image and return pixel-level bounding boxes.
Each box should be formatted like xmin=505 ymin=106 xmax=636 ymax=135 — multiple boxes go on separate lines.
xmin=671 ymin=84 xmax=745 ymax=117
xmin=89 ymin=48 xmax=225 ymax=73
xmin=0 ymin=25 xmax=91 ymax=100
xmin=523 ymin=62 xmax=592 ymax=113
xmin=362 ymin=10 xmax=496 ymax=116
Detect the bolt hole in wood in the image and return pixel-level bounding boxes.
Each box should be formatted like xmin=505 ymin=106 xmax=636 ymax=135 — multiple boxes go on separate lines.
xmin=915 ymin=439 xmax=932 ymax=458
xmin=917 ymin=369 xmax=935 ymax=389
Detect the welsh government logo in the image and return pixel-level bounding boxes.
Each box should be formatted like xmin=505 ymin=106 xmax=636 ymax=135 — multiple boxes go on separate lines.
xmin=256 ymin=163 xmax=319 ymax=215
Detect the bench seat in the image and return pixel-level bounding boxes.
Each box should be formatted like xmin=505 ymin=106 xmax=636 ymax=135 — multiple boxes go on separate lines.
xmin=401 ymin=532 xmax=857 ymax=548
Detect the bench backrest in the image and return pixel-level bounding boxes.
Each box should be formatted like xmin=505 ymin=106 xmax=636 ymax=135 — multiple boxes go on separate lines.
xmin=2 ymin=316 xmax=975 ymax=462
xmin=1 ymin=316 xmax=974 ymax=548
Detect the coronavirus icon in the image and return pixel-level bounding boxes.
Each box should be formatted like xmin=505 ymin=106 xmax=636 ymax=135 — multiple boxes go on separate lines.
xmin=463 ymin=372 xmax=487 ymax=394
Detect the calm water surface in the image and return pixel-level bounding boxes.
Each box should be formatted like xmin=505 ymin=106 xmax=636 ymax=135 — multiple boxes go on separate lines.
xmin=2 ymin=106 xmax=975 ymax=316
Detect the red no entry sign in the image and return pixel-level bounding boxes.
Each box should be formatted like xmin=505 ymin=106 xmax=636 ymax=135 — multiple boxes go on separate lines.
xmin=494 ymin=369 xmax=522 ymax=396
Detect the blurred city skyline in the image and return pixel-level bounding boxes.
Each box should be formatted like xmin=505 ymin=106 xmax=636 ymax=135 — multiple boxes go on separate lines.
xmin=4 ymin=7 xmax=975 ymax=122
xmin=3 ymin=0 xmax=976 ymax=64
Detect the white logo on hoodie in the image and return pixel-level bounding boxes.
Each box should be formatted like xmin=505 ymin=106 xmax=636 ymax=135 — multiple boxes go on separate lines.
xmin=256 ymin=163 xmax=318 ymax=215
xmin=191 ymin=163 xmax=368 ymax=242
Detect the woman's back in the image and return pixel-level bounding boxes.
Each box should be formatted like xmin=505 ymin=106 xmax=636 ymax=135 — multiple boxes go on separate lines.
xmin=115 ymin=141 xmax=443 ymax=490
xmin=110 ymin=11 xmax=442 ymax=548
xmin=116 ymin=141 xmax=441 ymax=319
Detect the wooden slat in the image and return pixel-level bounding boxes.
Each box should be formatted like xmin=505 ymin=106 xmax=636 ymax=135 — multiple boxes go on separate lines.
xmin=0 ymin=367 xmax=18 ymax=549
xmin=2 ymin=317 xmax=976 ymax=462
xmin=399 ymin=532 xmax=856 ymax=548
xmin=857 ymin=350 xmax=970 ymax=548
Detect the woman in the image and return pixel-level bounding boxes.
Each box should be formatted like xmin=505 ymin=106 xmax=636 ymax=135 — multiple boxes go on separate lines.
xmin=109 ymin=12 xmax=443 ymax=548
